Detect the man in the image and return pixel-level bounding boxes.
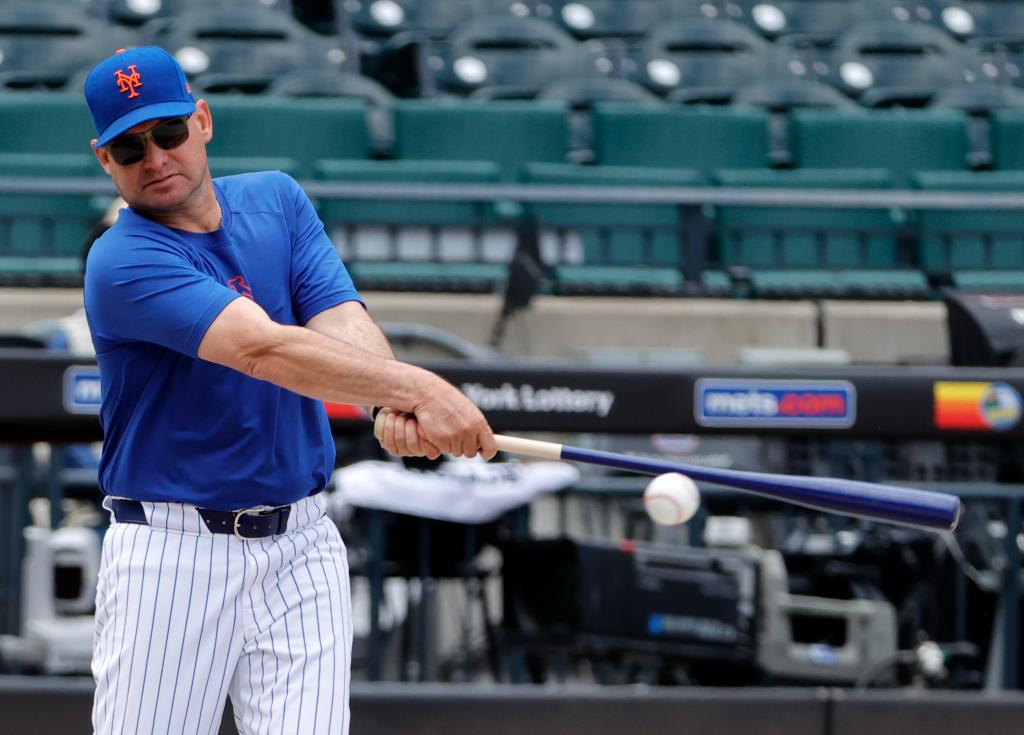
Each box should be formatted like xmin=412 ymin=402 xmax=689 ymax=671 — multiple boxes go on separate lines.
xmin=83 ymin=46 xmax=496 ymax=734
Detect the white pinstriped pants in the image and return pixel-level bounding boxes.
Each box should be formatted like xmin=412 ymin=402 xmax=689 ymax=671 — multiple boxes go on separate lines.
xmin=91 ymin=493 xmax=352 ymax=735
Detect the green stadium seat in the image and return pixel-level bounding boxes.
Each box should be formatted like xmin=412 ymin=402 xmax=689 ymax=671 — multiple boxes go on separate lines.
xmin=205 ymin=96 xmax=370 ymax=179
xmin=316 ymin=160 xmax=508 ymax=292
xmin=991 ymin=111 xmax=1024 ymax=170
xmin=391 ymin=100 xmax=570 ymax=181
xmin=592 ymin=105 xmax=771 ymax=176
xmin=715 ymin=168 xmax=926 ymax=297
xmin=913 ymin=171 xmax=1024 ymax=288
xmin=312 ymin=101 xmax=569 ymax=291
xmin=0 ymin=93 xmax=96 ymax=164
xmin=0 ymin=95 xmax=113 ymax=280
xmin=522 ymin=162 xmax=702 ymax=294
xmin=791 ymin=109 xmax=971 ymax=186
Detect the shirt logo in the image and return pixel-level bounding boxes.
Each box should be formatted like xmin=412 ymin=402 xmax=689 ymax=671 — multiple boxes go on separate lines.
xmin=115 ymin=65 xmax=142 ymax=98
xmin=228 ymin=275 xmax=254 ymax=299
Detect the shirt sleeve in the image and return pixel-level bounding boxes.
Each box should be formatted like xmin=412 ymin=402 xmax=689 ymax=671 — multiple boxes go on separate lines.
xmin=287 ymin=176 xmax=363 ymax=325
xmin=85 ymin=236 xmax=240 ymax=357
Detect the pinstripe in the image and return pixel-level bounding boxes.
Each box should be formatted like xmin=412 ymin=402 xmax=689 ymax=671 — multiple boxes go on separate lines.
xmin=150 ymin=506 xmax=185 ymax=725
xmin=242 ymin=541 xmax=264 ymax=735
xmin=114 ymin=523 xmax=145 ymax=735
xmin=131 ymin=506 xmax=171 ymax=735
xmin=181 ymin=535 xmax=216 ymax=734
xmin=206 ymin=542 xmax=239 ymax=735
xmin=162 ymin=524 xmax=201 ymax=735
xmin=313 ymin=522 xmax=341 ymax=735
xmin=323 ymin=520 xmax=351 ymax=735
xmin=195 ymin=537 xmax=231 ymax=731
xmin=259 ymin=538 xmax=282 ymax=732
xmin=107 ymin=523 xmax=137 ymax=732
xmin=94 ymin=522 xmax=124 ymax=733
xmin=272 ymin=538 xmax=296 ymax=735
xmin=119 ymin=523 xmax=155 ymax=735
xmin=294 ymin=524 xmax=326 ymax=733
xmin=282 ymin=533 xmax=310 ymax=732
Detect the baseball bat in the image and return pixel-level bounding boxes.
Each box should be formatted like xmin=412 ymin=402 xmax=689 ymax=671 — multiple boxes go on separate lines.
xmin=494 ymin=434 xmax=962 ymax=531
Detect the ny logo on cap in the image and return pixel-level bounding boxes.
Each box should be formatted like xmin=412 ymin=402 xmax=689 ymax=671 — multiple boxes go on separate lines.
xmin=114 ymin=65 xmax=142 ymax=99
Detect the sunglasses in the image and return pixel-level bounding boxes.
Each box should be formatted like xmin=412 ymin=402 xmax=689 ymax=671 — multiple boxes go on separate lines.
xmin=106 ymin=115 xmax=192 ymax=166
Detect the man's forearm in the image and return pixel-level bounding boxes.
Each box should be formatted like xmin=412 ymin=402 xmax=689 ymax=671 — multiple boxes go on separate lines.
xmin=248 ymin=321 xmax=430 ymax=411
xmin=305 ymin=302 xmax=395 ymax=361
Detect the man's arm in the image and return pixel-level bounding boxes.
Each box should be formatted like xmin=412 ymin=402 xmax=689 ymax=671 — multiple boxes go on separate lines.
xmin=304 ymin=301 xmax=442 ymax=458
xmin=305 ymin=301 xmax=395 ymax=361
xmin=198 ymin=297 xmax=495 ymax=458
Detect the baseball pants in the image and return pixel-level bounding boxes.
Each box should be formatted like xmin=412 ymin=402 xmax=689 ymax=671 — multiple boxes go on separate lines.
xmin=91 ymin=493 xmax=352 ymax=735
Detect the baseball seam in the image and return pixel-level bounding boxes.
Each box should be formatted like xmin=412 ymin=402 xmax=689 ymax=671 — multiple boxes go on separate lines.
xmin=644 ymin=491 xmax=687 ymax=524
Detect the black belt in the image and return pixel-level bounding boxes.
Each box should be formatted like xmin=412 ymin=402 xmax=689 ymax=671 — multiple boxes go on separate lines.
xmin=111 ymin=498 xmax=292 ymax=539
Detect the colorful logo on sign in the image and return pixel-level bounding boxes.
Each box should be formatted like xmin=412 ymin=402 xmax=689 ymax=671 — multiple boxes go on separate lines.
xmin=934 ymin=381 xmax=1022 ymax=431
xmin=695 ymin=379 xmax=856 ymax=429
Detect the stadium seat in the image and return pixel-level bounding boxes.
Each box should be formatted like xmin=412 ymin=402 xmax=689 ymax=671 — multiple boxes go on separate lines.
xmin=991 ymin=110 xmax=1024 ymax=170
xmin=420 ymin=16 xmax=608 ymax=98
xmin=542 ymin=0 xmax=677 ymax=41
xmin=204 ymin=96 xmax=371 ymax=179
xmin=791 ymin=109 xmax=970 ymax=185
xmin=931 ymin=82 xmax=1024 ymax=111
xmin=537 ymin=77 xmax=662 ymax=160
xmin=345 ymin=0 xmax=524 ymax=40
xmin=818 ymin=21 xmax=981 ymax=107
xmin=924 ymin=0 xmax=1024 ymax=42
xmin=967 ymin=36 xmax=1024 ymax=88
xmin=0 ymin=3 xmax=136 ymax=92
xmin=103 ymin=0 xmax=294 ymax=26
xmin=313 ymin=100 xmax=569 ymax=291
xmin=521 ymin=162 xmax=704 ymax=295
xmin=914 ymin=170 xmax=1024 ymax=289
xmin=267 ymin=70 xmax=397 ymax=155
xmin=390 ymin=99 xmax=569 ymax=180
xmin=143 ymin=6 xmax=352 ymax=89
xmin=592 ymin=104 xmax=771 ymax=176
xmin=0 ymin=93 xmax=109 ymax=280
xmin=733 ymin=78 xmax=857 ymax=167
xmin=628 ymin=19 xmax=782 ymax=103
xmin=713 ymin=168 xmax=925 ymax=297
xmin=724 ymin=0 xmax=887 ymax=43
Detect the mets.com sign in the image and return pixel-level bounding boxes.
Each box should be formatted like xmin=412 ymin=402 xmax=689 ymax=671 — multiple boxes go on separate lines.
xmin=695 ymin=378 xmax=856 ymax=429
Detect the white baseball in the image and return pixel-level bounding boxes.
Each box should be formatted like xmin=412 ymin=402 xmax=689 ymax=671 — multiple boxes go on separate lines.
xmin=643 ymin=472 xmax=700 ymax=525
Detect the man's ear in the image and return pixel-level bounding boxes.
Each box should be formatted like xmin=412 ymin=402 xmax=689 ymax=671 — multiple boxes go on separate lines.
xmin=195 ymin=98 xmax=213 ymax=143
xmin=91 ymin=140 xmax=112 ymax=176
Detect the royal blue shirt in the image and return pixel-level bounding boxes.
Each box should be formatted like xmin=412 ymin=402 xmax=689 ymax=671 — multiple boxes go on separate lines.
xmin=84 ymin=171 xmax=362 ymax=510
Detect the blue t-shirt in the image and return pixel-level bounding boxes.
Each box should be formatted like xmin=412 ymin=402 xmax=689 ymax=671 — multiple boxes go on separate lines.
xmin=84 ymin=171 xmax=362 ymax=510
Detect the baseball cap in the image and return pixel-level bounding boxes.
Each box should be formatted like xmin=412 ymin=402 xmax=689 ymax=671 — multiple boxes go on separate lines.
xmin=85 ymin=46 xmax=196 ymax=147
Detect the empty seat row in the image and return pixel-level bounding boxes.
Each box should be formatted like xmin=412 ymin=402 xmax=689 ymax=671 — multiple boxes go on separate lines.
xmin=3 ymin=96 xmax=1024 ymax=294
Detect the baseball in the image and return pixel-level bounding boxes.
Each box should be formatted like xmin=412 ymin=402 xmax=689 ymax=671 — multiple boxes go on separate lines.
xmin=644 ymin=472 xmax=701 ymax=525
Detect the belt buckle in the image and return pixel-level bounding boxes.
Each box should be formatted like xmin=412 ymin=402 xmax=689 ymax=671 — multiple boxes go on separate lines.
xmin=233 ymin=507 xmax=271 ymax=540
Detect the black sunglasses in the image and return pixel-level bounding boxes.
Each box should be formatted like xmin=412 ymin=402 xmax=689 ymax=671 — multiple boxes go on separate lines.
xmin=106 ymin=115 xmax=192 ymax=166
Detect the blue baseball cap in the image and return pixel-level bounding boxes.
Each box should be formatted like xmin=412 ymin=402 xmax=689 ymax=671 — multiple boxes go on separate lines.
xmin=85 ymin=46 xmax=196 ymax=147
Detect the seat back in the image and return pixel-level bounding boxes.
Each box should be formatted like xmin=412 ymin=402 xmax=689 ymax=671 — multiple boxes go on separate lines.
xmin=593 ymin=105 xmax=771 ymax=175
xmin=792 ymin=109 xmax=970 ymax=185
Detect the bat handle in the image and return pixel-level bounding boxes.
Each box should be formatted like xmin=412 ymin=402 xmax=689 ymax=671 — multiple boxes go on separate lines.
xmin=495 ymin=434 xmax=563 ymax=460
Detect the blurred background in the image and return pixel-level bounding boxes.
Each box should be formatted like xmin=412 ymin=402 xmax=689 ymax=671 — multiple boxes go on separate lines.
xmin=4 ymin=0 xmax=1024 ymax=732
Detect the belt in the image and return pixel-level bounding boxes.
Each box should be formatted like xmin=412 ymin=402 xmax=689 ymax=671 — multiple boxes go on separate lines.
xmin=111 ymin=498 xmax=292 ymax=540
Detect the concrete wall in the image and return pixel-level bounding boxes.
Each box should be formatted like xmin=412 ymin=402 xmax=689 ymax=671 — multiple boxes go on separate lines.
xmin=0 ymin=289 xmax=83 ymax=331
xmin=821 ymin=301 xmax=950 ymax=365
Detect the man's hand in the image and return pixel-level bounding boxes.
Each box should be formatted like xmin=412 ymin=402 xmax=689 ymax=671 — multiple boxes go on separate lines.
xmin=373 ymin=408 xmax=443 ymax=459
xmin=375 ymin=374 xmax=497 ymax=460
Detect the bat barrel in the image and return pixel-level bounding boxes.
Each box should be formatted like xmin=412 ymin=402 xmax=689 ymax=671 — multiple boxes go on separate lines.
xmin=557 ymin=445 xmax=961 ymax=531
